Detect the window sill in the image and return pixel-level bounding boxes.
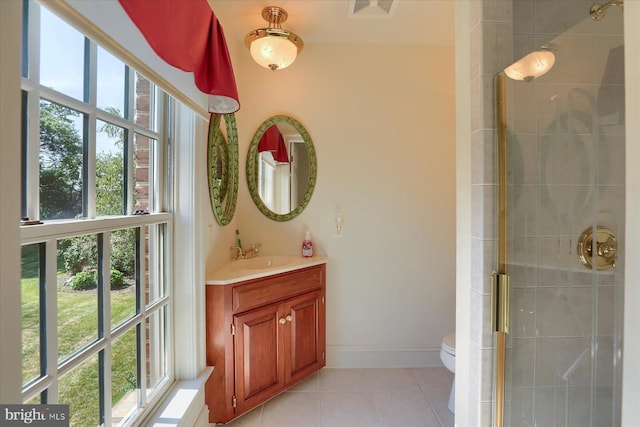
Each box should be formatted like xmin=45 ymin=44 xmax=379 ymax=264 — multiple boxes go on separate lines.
xmin=144 ymin=367 xmax=213 ymax=426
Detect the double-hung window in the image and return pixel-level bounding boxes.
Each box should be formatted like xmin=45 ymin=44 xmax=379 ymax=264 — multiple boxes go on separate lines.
xmin=20 ymin=2 xmax=173 ymax=425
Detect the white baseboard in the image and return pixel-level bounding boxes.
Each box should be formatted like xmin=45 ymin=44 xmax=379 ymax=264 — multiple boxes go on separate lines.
xmin=193 ymin=406 xmax=210 ymax=427
xmin=325 ymin=345 xmax=444 ymax=368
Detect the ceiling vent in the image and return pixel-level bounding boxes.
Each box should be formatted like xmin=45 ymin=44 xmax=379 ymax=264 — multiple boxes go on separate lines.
xmin=349 ymin=0 xmax=398 ymax=18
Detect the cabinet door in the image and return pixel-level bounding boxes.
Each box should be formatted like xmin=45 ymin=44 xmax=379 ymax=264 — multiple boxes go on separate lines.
xmin=284 ymin=290 xmax=325 ymax=385
xmin=234 ymin=302 xmax=285 ymax=412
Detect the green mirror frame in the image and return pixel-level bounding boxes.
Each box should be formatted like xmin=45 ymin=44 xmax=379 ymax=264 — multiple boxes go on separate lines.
xmin=246 ymin=115 xmax=317 ymax=221
xmin=208 ymin=113 xmax=239 ymax=226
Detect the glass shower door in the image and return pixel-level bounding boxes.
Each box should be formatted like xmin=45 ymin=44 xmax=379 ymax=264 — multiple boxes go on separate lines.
xmin=498 ymin=2 xmax=625 ymax=426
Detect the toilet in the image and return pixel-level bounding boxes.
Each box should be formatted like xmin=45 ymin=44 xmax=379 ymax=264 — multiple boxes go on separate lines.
xmin=440 ymin=332 xmax=456 ymax=413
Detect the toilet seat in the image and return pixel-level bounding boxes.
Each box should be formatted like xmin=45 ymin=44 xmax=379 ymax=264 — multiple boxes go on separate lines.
xmin=442 ymin=332 xmax=455 ymax=356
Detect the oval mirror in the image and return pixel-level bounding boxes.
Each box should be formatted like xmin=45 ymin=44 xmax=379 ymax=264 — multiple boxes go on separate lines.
xmin=247 ymin=115 xmax=317 ymax=221
xmin=208 ymin=113 xmax=239 ymax=226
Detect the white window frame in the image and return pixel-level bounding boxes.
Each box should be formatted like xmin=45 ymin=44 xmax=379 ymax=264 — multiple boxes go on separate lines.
xmin=19 ymin=2 xmax=174 ymax=425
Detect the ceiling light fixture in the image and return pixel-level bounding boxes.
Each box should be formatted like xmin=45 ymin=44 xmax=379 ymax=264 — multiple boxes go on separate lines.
xmin=245 ymin=6 xmax=304 ymax=71
xmin=504 ymin=45 xmax=556 ymax=82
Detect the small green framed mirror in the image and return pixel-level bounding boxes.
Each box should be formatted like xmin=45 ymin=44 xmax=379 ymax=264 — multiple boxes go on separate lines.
xmin=208 ymin=113 xmax=239 ymax=226
xmin=247 ymin=115 xmax=317 ymax=221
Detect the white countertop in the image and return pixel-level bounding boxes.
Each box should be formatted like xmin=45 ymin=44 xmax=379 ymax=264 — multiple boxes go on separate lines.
xmin=206 ymin=255 xmax=328 ymax=285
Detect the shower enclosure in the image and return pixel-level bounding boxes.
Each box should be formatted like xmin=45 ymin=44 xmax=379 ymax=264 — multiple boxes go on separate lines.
xmin=494 ymin=1 xmax=625 ymax=425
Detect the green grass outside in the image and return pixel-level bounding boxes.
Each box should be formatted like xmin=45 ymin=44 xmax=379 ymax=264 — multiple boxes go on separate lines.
xmin=21 ymin=252 xmax=138 ymax=426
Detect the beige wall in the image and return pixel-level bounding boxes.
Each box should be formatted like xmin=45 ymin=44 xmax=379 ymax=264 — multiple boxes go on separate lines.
xmin=0 ymin=0 xmax=23 ymax=404
xmin=208 ymin=42 xmax=457 ymax=366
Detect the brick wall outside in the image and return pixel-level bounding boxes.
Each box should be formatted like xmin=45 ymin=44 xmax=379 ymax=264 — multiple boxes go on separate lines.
xmin=134 ymin=73 xmax=157 ymax=385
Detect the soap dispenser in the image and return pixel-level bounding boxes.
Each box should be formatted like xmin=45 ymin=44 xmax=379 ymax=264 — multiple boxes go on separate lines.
xmin=302 ymin=231 xmax=313 ymax=257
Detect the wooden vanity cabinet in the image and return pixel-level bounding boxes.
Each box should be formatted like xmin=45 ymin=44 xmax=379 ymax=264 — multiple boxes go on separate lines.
xmin=205 ymin=264 xmax=326 ymax=424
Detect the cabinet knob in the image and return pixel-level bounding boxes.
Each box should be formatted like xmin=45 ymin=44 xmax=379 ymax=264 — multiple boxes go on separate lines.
xmin=279 ymin=317 xmax=287 ymax=324
xmin=286 ymin=315 xmax=293 ymax=322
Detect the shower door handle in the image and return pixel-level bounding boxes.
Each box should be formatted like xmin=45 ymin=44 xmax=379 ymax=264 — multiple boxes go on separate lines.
xmin=491 ymin=273 xmax=511 ymax=334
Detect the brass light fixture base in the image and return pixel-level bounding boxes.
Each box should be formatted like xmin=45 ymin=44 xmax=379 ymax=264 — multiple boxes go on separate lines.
xmin=262 ymin=6 xmax=288 ymax=24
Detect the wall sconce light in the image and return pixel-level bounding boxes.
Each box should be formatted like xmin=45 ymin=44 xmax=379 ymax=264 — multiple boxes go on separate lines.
xmin=245 ymin=6 xmax=304 ymax=71
xmin=504 ymin=45 xmax=556 ymax=82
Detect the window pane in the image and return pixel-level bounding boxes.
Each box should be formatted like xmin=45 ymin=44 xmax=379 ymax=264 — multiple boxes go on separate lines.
xmin=111 ymin=327 xmax=139 ymax=426
xmin=134 ymin=134 xmax=155 ymax=213
xmin=96 ymin=120 xmax=125 ymax=216
xmin=59 ymin=353 xmax=100 ymax=427
xmin=97 ymin=46 xmax=126 ymax=118
xmin=40 ymin=100 xmax=84 ymax=220
xmin=146 ymin=305 xmax=167 ymax=393
xmin=57 ymin=236 xmax=98 ymax=362
xmin=39 ymin=7 xmax=85 ymax=101
xmin=111 ymin=228 xmax=137 ymax=328
xmin=21 ymin=244 xmax=44 ymax=385
xmin=134 ymin=73 xmax=157 ymax=131
xmin=145 ymin=224 xmax=166 ymax=305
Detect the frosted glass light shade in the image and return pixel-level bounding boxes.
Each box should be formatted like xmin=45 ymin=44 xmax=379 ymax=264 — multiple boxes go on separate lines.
xmin=504 ymin=49 xmax=556 ymax=81
xmin=245 ymin=7 xmax=303 ymax=71
xmin=249 ymin=35 xmax=298 ymax=70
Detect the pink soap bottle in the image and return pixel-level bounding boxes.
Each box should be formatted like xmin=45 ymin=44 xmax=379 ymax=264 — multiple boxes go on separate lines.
xmin=302 ymin=231 xmax=313 ymax=257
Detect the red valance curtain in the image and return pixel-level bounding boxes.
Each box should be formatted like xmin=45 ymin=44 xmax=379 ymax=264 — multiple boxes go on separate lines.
xmin=258 ymin=125 xmax=289 ymax=163
xmin=118 ymin=0 xmax=239 ymax=113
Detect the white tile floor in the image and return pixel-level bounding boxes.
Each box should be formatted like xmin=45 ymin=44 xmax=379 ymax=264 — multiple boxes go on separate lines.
xmin=218 ymin=367 xmax=455 ymax=427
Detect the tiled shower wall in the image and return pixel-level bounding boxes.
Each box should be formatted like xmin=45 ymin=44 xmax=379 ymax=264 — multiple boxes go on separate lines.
xmin=469 ymin=0 xmax=513 ymax=425
xmin=468 ymin=0 xmax=625 ymax=425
